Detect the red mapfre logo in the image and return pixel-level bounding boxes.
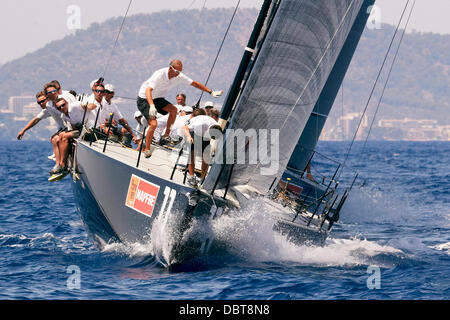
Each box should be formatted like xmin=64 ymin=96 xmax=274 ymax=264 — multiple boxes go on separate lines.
xmin=125 ymin=174 xmax=160 ymax=217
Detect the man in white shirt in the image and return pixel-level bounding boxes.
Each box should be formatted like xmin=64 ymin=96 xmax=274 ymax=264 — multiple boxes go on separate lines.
xmin=17 ymin=91 xmax=49 ymax=140
xmin=175 ymin=93 xmax=187 ymax=109
xmin=43 ymin=83 xmax=68 ymax=130
xmin=50 ymin=80 xmax=77 ymax=104
xmin=204 ymin=101 xmax=214 ymax=116
xmin=99 ymin=84 xmax=136 ymax=144
xmin=168 ymin=105 xmax=196 ymax=143
xmin=137 ymin=59 xmax=223 ymax=158
xmin=182 ymin=110 xmax=221 ymax=187
xmin=53 ymin=97 xmax=97 ymax=175
xmin=85 ymin=83 xmax=106 ymax=129
xmin=38 ymin=83 xmax=73 ymax=174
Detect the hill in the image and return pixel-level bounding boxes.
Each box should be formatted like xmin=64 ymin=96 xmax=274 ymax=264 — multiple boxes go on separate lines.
xmin=0 ymin=8 xmax=449 ymax=140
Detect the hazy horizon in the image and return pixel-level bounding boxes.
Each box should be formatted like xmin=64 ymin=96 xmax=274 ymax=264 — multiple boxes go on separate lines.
xmin=0 ymin=0 xmax=449 ymax=65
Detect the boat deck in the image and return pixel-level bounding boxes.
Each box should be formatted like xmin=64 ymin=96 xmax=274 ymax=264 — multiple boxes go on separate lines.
xmin=76 ymin=139 xmax=237 ymax=203
xmin=78 ymin=139 xmax=196 ymax=188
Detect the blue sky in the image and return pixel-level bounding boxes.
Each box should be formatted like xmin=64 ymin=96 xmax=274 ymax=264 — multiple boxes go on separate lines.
xmin=0 ymin=0 xmax=448 ymax=65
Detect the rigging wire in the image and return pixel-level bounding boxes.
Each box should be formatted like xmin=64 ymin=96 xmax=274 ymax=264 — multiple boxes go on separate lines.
xmin=196 ymin=0 xmax=242 ymax=106
xmin=361 ymin=0 xmax=416 ymax=152
xmin=278 ymin=0 xmax=358 ymax=135
xmin=102 ymin=0 xmax=133 ymax=79
xmin=336 ymin=0 xmax=411 ymax=181
xmin=186 ymin=0 xmax=198 ymax=10
xmin=199 ymin=0 xmax=208 ymax=20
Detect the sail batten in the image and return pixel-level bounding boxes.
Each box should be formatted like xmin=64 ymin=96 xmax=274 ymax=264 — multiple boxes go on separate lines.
xmin=204 ymin=0 xmax=368 ymax=195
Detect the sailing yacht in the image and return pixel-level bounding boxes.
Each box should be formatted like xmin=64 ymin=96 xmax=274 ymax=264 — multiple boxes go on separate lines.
xmin=70 ymin=0 xmax=375 ymax=265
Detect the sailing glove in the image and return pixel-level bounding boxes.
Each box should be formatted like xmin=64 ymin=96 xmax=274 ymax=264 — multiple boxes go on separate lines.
xmin=210 ymin=90 xmax=223 ymax=98
xmin=149 ymin=104 xmax=158 ymax=118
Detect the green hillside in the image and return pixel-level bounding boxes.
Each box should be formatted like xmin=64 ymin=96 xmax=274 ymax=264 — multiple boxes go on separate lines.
xmin=1 ymin=8 xmax=449 ymax=140
xmin=0 ymin=9 xmax=257 ymax=109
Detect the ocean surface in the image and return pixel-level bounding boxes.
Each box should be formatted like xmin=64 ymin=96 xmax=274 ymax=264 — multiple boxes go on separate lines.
xmin=0 ymin=140 xmax=449 ymax=300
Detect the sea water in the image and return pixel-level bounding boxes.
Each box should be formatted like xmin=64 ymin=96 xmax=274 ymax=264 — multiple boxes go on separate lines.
xmin=0 ymin=140 xmax=449 ymax=299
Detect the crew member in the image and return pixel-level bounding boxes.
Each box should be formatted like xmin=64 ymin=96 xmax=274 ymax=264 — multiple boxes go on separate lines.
xmin=137 ymin=59 xmax=223 ymax=158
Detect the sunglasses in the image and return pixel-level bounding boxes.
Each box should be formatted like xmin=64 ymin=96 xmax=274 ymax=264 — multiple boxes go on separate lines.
xmin=46 ymin=89 xmax=58 ymax=95
xmin=56 ymin=103 xmax=66 ymax=110
xmin=170 ymin=65 xmax=181 ymax=75
xmin=37 ymin=99 xmax=46 ymax=104
xmin=95 ymin=89 xmax=105 ymax=93
xmin=104 ymin=90 xmax=114 ymax=94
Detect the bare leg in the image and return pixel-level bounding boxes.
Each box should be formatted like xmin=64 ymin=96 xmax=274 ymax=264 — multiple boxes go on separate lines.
xmin=188 ymin=148 xmax=195 ymax=176
xmin=51 ymin=134 xmax=61 ymax=165
xmin=201 ymin=160 xmax=208 ymax=179
xmin=144 ymin=119 xmax=157 ymax=151
xmin=136 ymin=139 xmax=142 ymax=150
xmin=201 ymin=145 xmax=211 ymax=179
xmin=59 ymin=132 xmax=74 ymax=168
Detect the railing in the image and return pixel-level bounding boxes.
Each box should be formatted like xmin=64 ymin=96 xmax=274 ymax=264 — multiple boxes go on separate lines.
xmin=270 ymin=149 xmax=359 ymax=232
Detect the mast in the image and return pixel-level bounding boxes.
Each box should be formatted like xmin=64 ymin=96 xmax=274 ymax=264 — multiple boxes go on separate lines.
xmin=217 ymin=0 xmax=273 ymax=129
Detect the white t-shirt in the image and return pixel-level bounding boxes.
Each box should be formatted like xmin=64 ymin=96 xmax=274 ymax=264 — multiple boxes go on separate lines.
xmin=186 ymin=115 xmax=218 ymax=140
xmin=138 ymin=67 xmax=193 ymax=99
xmin=135 ymin=118 xmax=148 ymax=140
xmin=85 ymin=95 xmax=104 ymax=128
xmin=174 ymin=104 xmax=185 ymax=113
xmin=170 ymin=114 xmax=192 ymax=140
xmin=154 ymin=104 xmax=184 ymax=125
xmin=41 ymin=101 xmax=67 ymax=130
xmin=36 ymin=108 xmax=48 ymax=120
xmin=61 ymin=101 xmax=87 ymax=130
xmin=99 ymin=98 xmax=124 ymax=124
xmin=61 ymin=90 xmax=77 ymax=104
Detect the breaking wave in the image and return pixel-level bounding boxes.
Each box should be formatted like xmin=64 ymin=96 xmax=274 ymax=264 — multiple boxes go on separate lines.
xmin=430 ymin=242 xmax=450 ymax=255
xmin=97 ymin=195 xmax=415 ymax=269
xmin=210 ymin=198 xmax=408 ymax=267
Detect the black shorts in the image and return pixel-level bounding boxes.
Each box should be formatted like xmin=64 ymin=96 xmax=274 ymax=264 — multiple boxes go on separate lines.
xmin=190 ymin=132 xmax=210 ymax=152
xmin=82 ymin=127 xmax=104 ymax=142
xmin=65 ymin=129 xmax=80 ymax=139
xmin=137 ymin=97 xmax=171 ymax=120
xmin=51 ymin=127 xmax=68 ymax=139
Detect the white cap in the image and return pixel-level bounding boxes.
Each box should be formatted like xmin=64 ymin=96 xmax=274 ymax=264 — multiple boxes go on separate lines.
xmin=182 ymin=106 xmax=193 ymax=113
xmin=105 ymin=84 xmax=115 ymax=92
xmin=134 ymin=111 xmax=143 ymax=118
xmin=204 ymin=101 xmax=214 ymax=108
xmin=90 ymin=79 xmax=100 ymax=88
